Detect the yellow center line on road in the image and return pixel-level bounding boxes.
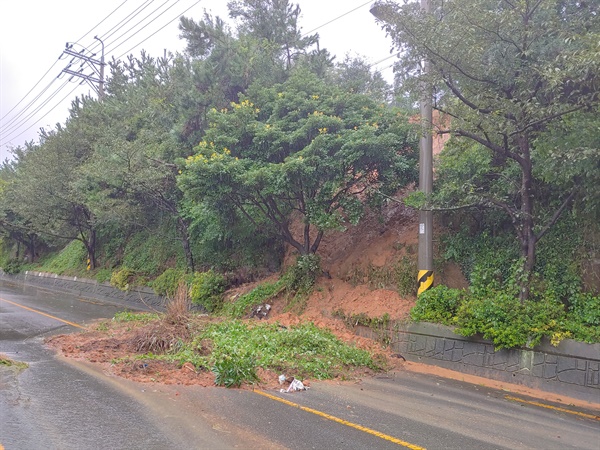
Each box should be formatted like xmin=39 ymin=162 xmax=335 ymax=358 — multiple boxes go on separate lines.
xmin=0 ymin=297 xmax=87 ymax=330
xmin=254 ymin=389 xmax=426 ymax=449
xmin=505 ymin=395 xmax=600 ymax=421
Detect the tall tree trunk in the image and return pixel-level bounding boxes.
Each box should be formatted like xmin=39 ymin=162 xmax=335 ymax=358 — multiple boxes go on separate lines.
xmin=27 ymin=234 xmax=36 ymax=263
xmin=82 ymin=229 xmax=97 ymax=270
xmin=177 ymin=217 xmax=195 ymax=272
xmin=519 ymin=136 xmax=536 ymax=303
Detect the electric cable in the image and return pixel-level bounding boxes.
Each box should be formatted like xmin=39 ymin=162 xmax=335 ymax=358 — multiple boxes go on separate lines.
xmin=90 ymin=0 xmax=157 ymax=52
xmin=302 ymin=0 xmax=374 ymax=36
xmin=75 ymin=0 xmax=131 ymax=44
xmin=1 ymin=78 xmax=58 ymax=133
xmin=105 ymin=0 xmax=182 ymax=54
xmin=115 ymin=0 xmax=202 ymax=59
xmin=2 ymin=82 xmax=82 ymax=144
xmin=1 ymin=0 xmax=132 ymax=146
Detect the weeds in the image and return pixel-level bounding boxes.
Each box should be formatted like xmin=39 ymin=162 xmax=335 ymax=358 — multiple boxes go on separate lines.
xmin=165 ymin=281 xmax=191 ymax=325
xmin=0 ymin=354 xmax=28 ymax=370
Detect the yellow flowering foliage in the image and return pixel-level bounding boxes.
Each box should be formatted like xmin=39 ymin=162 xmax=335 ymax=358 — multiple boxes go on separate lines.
xmin=185 ymin=141 xmax=232 ymax=166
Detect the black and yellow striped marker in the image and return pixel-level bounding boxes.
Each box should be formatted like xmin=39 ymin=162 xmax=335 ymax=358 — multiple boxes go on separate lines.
xmin=417 ymin=270 xmax=434 ymax=296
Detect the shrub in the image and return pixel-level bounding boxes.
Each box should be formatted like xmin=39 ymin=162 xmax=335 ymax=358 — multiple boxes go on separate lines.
xmin=151 ymin=268 xmax=186 ymax=297
xmin=3 ymin=258 xmax=23 ymax=274
xmin=110 ymin=267 xmax=135 ymax=291
xmin=454 ymin=293 xmax=565 ymax=349
xmin=283 ymin=254 xmax=321 ymax=295
xmin=189 ymin=270 xmax=227 ymax=312
xmin=95 ymin=268 xmax=113 ymax=284
xmin=564 ymin=292 xmax=600 ymax=343
xmin=410 ymin=285 xmax=465 ymax=325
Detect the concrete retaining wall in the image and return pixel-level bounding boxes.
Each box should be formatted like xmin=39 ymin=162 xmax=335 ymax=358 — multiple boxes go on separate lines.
xmin=0 ymin=270 xmax=165 ymax=311
xmin=356 ymin=322 xmax=600 ymax=403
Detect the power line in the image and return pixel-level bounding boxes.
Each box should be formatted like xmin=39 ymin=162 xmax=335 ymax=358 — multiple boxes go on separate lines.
xmin=116 ymin=0 xmax=202 ymax=59
xmin=76 ymin=0 xmax=131 ymax=44
xmin=2 ymin=83 xmax=82 ymax=145
xmin=302 ymin=0 xmax=374 ymax=36
xmin=91 ymin=0 xmax=157 ymax=52
xmin=1 ymin=79 xmax=74 ymax=144
xmin=0 ymin=0 xmax=132 ymax=147
xmin=105 ymin=0 xmax=182 ymax=54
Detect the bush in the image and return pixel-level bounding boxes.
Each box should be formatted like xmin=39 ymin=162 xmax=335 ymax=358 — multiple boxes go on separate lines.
xmin=151 ymin=268 xmax=186 ymax=297
xmin=189 ymin=270 xmax=226 ymax=312
xmin=410 ymin=285 xmax=465 ymax=325
xmin=3 ymin=258 xmax=23 ymax=274
xmin=564 ymin=292 xmax=600 ymax=343
xmin=110 ymin=268 xmax=135 ymax=291
xmin=283 ymin=254 xmax=321 ymax=295
xmin=453 ymin=293 xmax=565 ymax=349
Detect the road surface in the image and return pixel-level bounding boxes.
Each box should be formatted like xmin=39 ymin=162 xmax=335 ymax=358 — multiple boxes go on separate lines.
xmin=1 ymin=281 xmax=598 ymax=449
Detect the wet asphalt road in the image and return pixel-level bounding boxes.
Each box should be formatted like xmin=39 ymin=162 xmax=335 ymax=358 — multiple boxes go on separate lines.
xmin=1 ymin=281 xmax=599 ymax=450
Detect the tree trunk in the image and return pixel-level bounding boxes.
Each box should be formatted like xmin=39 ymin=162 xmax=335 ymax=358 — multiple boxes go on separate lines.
xmin=177 ymin=217 xmax=195 ymax=272
xmin=518 ymin=136 xmax=536 ymax=303
xmin=27 ymin=234 xmax=36 ymax=263
xmin=82 ymin=229 xmax=97 ymax=270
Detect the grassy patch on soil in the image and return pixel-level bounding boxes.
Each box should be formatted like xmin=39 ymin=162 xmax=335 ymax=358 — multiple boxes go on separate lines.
xmin=100 ymin=311 xmax=383 ymax=388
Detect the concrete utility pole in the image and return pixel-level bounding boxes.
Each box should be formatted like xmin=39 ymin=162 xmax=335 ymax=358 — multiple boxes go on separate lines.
xmin=370 ymin=0 xmax=434 ymax=295
xmin=417 ymin=0 xmax=434 ymax=296
xmin=59 ymin=36 xmax=105 ymax=100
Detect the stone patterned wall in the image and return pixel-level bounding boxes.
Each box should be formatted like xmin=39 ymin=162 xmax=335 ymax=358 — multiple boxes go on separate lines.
xmin=0 ymin=271 xmax=165 ymax=311
xmin=356 ymin=322 xmax=600 ymax=403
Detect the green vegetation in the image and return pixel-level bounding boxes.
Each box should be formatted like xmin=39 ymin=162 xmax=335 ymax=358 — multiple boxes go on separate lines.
xmin=222 ymin=279 xmax=285 ymax=319
xmin=0 ymin=354 xmax=28 ymax=370
xmin=160 ymin=319 xmax=379 ymax=387
xmin=188 ymin=270 xmax=227 ymax=312
xmin=113 ymin=311 xmax=161 ymax=323
xmin=412 ymin=285 xmax=600 ymax=349
xmin=0 ymin=0 xmax=597 ymax=356
xmin=38 ymin=240 xmax=87 ymax=275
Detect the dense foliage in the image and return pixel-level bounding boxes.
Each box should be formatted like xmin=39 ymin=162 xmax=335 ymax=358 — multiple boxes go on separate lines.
xmin=0 ymin=0 xmax=597 ymax=350
xmin=374 ymin=0 xmax=599 ymax=300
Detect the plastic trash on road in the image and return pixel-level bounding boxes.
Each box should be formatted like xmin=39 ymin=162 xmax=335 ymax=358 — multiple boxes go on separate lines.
xmin=279 ymin=377 xmax=307 ymax=393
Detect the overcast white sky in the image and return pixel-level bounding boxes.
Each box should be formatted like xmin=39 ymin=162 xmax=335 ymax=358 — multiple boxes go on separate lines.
xmin=0 ymin=0 xmax=395 ymax=160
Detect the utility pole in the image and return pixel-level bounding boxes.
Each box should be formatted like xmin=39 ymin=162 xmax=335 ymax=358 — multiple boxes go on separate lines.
xmin=417 ymin=0 xmax=434 ymax=296
xmin=59 ymin=36 xmax=105 ymax=100
xmin=370 ymin=0 xmax=434 ymax=296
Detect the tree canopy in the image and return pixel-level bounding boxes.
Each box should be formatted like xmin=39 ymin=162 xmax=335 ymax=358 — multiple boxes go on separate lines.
xmin=373 ymin=0 xmax=599 ymax=299
xmin=179 ymin=69 xmax=417 ymax=255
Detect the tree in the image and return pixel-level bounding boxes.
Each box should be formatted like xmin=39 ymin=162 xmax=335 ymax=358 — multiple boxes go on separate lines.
xmin=5 ymin=108 xmax=101 ymax=268
xmin=373 ymin=0 xmax=599 ymax=300
xmin=178 ymin=69 xmax=417 ymax=256
xmin=333 ymin=55 xmax=392 ymax=104
xmin=79 ymin=53 xmax=198 ymax=271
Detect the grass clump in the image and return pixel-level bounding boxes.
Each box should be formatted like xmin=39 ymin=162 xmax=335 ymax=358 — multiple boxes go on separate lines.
xmin=113 ymin=311 xmax=161 ymax=323
xmin=0 ymin=354 xmax=28 ymax=370
xmin=194 ymin=321 xmax=380 ymax=387
xmin=223 ymin=279 xmax=285 ymax=318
